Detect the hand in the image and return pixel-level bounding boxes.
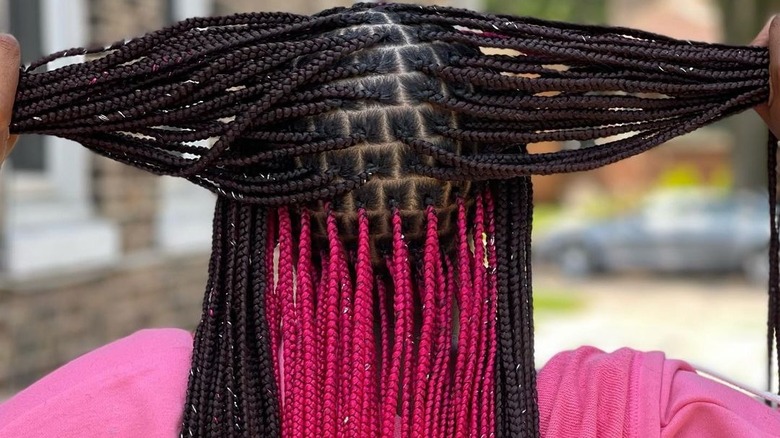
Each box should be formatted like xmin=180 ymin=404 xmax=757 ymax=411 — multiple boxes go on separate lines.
xmin=0 ymin=34 xmax=19 ymax=166
xmin=753 ymin=16 xmax=780 ymax=137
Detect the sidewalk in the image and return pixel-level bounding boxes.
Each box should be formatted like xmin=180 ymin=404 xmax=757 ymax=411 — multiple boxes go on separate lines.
xmin=534 ymin=271 xmax=769 ymax=389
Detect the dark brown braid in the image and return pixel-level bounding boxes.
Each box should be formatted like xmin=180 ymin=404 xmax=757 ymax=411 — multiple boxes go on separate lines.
xmin=491 ymin=177 xmax=538 ymax=437
xmin=7 ymin=3 xmax=776 ymax=437
xmin=768 ymin=133 xmax=779 ymax=399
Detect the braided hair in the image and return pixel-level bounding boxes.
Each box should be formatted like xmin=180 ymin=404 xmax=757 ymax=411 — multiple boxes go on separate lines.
xmin=8 ymin=3 xmax=775 ymax=437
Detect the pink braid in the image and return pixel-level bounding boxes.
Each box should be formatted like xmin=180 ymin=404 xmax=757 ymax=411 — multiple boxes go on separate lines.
xmin=454 ymin=197 xmax=476 ymax=437
xmin=314 ymin=248 xmax=330 ymax=437
xmin=348 ymin=208 xmax=375 ymax=435
xmin=411 ymin=205 xmax=440 ymax=437
xmin=322 ymin=209 xmax=342 ymax=438
xmin=469 ymin=192 xmax=489 ymax=437
xmin=484 ymin=188 xmax=499 ymax=438
xmin=396 ymin=212 xmax=415 ymax=437
xmin=423 ymin=207 xmax=448 ymax=437
xmin=381 ymin=219 xmax=400 ymax=438
xmin=443 ymin=257 xmax=457 ymax=438
xmin=266 ymin=211 xmax=281 ymax=403
xmin=277 ymin=207 xmax=298 ymax=436
xmin=333 ymin=219 xmax=354 ymax=436
xmin=378 ymin=274 xmax=392 ymax=437
xmin=365 ymin=277 xmax=382 ymax=437
xmin=425 ymin=256 xmax=446 ymax=437
xmin=381 ymin=209 xmax=414 ymax=437
xmin=296 ymin=209 xmax=322 ymax=437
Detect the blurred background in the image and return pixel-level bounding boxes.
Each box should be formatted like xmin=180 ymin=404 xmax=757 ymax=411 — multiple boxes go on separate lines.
xmin=0 ymin=0 xmax=776 ymax=399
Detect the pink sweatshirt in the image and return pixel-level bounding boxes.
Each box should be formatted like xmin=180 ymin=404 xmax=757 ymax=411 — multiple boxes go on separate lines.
xmin=1 ymin=329 xmax=778 ymax=437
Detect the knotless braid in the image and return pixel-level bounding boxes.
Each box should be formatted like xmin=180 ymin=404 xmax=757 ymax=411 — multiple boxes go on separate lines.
xmin=8 ymin=2 xmax=778 ymax=437
xmin=768 ymin=133 xmax=780 ymax=397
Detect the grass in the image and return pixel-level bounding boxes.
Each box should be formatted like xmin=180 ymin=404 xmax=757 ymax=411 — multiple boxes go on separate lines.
xmin=532 ymin=203 xmax=564 ymax=236
xmin=533 ymin=287 xmax=586 ymax=314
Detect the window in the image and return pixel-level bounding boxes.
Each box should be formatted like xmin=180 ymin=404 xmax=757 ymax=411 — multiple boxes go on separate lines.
xmin=156 ymin=0 xmax=216 ymax=253
xmin=3 ymin=0 xmax=119 ymax=277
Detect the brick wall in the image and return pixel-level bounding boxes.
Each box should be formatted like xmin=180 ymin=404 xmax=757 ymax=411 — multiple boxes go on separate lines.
xmin=0 ymin=254 xmax=207 ymax=392
xmin=89 ymin=0 xmax=169 ymax=42
xmin=93 ymin=159 xmax=160 ymax=252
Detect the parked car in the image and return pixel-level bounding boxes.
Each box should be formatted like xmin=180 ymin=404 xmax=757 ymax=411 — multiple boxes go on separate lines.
xmin=535 ymin=190 xmax=771 ymax=283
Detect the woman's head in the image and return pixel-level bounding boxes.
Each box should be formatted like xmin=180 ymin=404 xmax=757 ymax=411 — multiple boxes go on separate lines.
xmin=8 ymin=3 xmax=774 ymax=437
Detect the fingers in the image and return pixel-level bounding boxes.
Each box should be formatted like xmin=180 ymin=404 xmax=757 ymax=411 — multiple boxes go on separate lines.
xmin=0 ymin=34 xmax=19 ymax=164
xmin=754 ymin=16 xmax=780 ymax=137
xmin=768 ymin=17 xmax=780 ymax=107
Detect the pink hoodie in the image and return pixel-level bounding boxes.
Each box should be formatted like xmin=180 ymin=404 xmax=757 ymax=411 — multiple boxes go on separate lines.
xmin=1 ymin=329 xmax=778 ymax=437
xmin=538 ymin=346 xmax=780 ymax=437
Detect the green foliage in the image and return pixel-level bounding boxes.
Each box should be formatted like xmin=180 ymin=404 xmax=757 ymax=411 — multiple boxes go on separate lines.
xmin=534 ymin=288 xmax=585 ymax=314
xmin=483 ymin=0 xmax=607 ymax=24
xmin=718 ymin=0 xmax=780 ymax=43
xmin=654 ymin=163 xmax=733 ymax=191
xmin=532 ymin=203 xmax=563 ymax=235
xmin=656 ymin=164 xmax=702 ymax=189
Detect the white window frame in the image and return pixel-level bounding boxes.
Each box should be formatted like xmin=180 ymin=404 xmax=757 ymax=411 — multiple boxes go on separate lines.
xmin=156 ymin=0 xmax=215 ymax=253
xmin=3 ymin=0 xmax=119 ymax=278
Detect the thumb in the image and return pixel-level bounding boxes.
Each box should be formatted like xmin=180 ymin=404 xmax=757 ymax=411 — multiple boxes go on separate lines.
xmin=755 ymin=16 xmax=780 ymax=136
xmin=0 ymin=34 xmax=20 ymax=164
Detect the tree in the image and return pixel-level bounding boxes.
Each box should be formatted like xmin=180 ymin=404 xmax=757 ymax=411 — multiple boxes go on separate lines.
xmin=718 ymin=0 xmax=780 ymax=190
xmin=483 ymin=0 xmax=607 ymax=24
